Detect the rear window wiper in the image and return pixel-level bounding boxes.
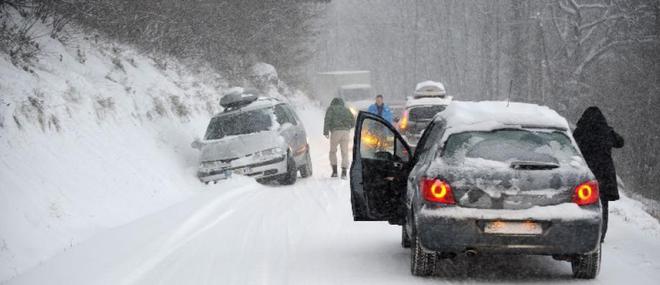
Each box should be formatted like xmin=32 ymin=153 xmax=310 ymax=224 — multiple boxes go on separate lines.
xmin=510 ymin=161 xmax=560 ymax=170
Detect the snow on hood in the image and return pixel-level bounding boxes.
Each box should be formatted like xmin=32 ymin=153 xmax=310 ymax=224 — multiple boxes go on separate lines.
xmin=199 ymin=131 xmax=284 ymax=161
xmin=426 ymin=155 xmax=593 ymax=209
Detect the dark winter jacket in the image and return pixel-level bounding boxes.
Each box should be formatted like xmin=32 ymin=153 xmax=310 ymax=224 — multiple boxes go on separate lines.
xmin=573 ymin=107 xmax=624 ymax=201
xmin=323 ymin=98 xmax=355 ymax=136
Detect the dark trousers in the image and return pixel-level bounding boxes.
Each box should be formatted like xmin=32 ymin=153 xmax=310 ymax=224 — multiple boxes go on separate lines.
xmin=601 ymin=199 xmax=609 ymax=242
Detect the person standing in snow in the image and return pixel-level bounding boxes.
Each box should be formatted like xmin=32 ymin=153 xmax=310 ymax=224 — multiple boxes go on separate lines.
xmin=323 ymin=97 xmax=355 ymax=179
xmin=573 ymin=106 xmax=624 ymax=243
xmin=367 ymin=94 xmax=393 ymax=124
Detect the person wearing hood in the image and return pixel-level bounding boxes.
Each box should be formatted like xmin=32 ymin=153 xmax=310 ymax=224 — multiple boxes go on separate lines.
xmin=367 ymin=94 xmax=393 ymax=124
xmin=573 ymin=106 xmax=624 ymax=242
xmin=323 ymin=97 xmax=355 ymax=179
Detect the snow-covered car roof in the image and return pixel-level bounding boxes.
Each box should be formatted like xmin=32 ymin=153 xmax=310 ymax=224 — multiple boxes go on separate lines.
xmin=214 ymin=97 xmax=281 ymax=118
xmin=437 ymin=101 xmax=571 ymax=143
xmin=406 ymin=96 xmax=453 ymax=108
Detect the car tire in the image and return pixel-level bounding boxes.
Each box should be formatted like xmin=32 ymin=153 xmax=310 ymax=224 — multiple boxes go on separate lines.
xmin=401 ymin=225 xmax=411 ymax=248
xmin=299 ymin=149 xmax=313 ymax=178
xmin=571 ymin=244 xmax=601 ymax=279
xmin=410 ymin=232 xmax=435 ymax=276
xmin=278 ymin=153 xmax=297 ymax=185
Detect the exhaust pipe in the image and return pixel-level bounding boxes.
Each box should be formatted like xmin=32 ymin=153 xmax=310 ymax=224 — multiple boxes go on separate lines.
xmin=465 ymin=249 xmax=478 ymax=257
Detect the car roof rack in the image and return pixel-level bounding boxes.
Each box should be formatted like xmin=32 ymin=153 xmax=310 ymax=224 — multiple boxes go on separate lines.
xmin=220 ymin=89 xmax=260 ymax=111
xmin=414 ymin=81 xmax=447 ymax=98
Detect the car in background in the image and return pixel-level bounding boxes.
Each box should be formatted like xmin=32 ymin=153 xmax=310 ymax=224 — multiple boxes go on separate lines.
xmin=350 ymin=101 xmax=602 ymax=279
xmin=192 ymin=89 xmax=312 ymax=185
xmin=398 ymin=81 xmax=453 ymax=148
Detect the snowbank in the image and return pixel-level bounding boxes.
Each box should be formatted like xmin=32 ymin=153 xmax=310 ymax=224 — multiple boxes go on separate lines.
xmin=0 ymin=13 xmax=279 ymax=281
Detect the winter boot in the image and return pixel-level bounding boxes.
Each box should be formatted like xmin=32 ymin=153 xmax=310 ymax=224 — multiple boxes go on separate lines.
xmin=341 ymin=168 xmax=347 ymax=180
xmin=331 ymin=165 xmax=338 ymax=178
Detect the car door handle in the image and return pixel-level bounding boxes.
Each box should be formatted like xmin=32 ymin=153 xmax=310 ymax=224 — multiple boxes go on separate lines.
xmin=392 ymin=162 xmax=403 ymax=169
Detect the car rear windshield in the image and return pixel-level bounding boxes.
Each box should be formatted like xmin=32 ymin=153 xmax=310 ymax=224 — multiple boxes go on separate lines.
xmin=409 ymin=105 xmax=446 ymax=121
xmin=441 ymin=129 xmax=578 ymax=164
xmin=204 ymin=108 xmax=273 ymax=140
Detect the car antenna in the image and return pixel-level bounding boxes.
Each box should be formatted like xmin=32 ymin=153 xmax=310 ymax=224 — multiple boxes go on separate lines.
xmin=506 ymin=79 xmax=513 ymax=107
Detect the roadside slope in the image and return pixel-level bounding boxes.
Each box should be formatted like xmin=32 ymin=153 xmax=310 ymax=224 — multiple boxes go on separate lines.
xmin=0 ymin=14 xmax=225 ymax=281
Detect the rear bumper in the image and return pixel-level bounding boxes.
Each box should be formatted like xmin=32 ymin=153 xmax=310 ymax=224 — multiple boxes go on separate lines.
xmin=415 ymin=204 xmax=602 ymax=255
xmin=197 ymin=155 xmax=287 ymax=182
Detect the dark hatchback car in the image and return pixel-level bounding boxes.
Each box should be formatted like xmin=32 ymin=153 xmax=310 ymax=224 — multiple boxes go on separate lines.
xmin=350 ymin=101 xmax=603 ymax=279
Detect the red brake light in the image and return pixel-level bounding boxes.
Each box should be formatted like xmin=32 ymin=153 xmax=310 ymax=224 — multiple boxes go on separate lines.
xmin=421 ymin=178 xmax=456 ymax=204
xmin=572 ymin=180 xmax=599 ymax=206
xmin=398 ymin=110 xmax=409 ymax=130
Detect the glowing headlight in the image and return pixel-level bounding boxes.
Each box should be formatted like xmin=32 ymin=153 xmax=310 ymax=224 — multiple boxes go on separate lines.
xmin=349 ymin=106 xmax=358 ymax=117
xmin=254 ymin=147 xmax=284 ymax=159
xmin=200 ymin=160 xmax=230 ymax=169
xmin=200 ymin=161 xmax=215 ymax=168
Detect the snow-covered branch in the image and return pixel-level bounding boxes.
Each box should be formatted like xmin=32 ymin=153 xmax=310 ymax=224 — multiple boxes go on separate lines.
xmin=574 ymin=36 xmax=657 ymax=76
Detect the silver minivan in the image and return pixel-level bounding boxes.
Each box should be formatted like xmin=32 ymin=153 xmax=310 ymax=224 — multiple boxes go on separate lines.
xmin=192 ymin=90 xmax=312 ymax=185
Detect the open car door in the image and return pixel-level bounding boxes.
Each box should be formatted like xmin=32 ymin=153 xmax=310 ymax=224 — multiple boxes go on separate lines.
xmin=350 ymin=111 xmax=412 ymax=225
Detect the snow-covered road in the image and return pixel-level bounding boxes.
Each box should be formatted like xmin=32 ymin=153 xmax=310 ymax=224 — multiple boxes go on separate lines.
xmin=6 ymin=130 xmax=660 ymax=285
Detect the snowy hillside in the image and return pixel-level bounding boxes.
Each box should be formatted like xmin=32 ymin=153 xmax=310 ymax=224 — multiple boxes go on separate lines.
xmin=0 ymin=14 xmax=307 ymax=281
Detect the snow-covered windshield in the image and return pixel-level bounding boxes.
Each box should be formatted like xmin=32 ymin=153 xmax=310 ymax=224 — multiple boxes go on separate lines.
xmin=408 ymin=105 xmax=446 ymax=121
xmin=204 ymin=108 xmax=273 ymax=140
xmin=441 ymin=129 xmax=578 ymax=164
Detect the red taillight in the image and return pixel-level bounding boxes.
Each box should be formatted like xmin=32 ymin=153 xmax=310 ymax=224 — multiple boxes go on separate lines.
xmin=421 ymin=178 xmax=456 ymax=204
xmin=398 ymin=110 xmax=409 ymax=130
xmin=572 ymin=180 xmax=599 ymax=205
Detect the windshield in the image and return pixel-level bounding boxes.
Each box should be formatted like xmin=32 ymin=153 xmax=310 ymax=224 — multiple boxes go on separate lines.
xmin=408 ymin=105 xmax=446 ymax=121
xmin=204 ymin=108 xmax=274 ymax=140
xmin=441 ymin=129 xmax=578 ymax=164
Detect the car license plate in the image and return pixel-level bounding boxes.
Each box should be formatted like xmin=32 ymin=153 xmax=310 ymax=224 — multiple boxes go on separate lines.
xmin=234 ymin=167 xmax=251 ymax=175
xmin=484 ymin=221 xmax=542 ymax=235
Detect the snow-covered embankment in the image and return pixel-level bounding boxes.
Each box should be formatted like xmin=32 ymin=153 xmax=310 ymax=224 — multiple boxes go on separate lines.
xmin=0 ymin=18 xmax=238 ymax=281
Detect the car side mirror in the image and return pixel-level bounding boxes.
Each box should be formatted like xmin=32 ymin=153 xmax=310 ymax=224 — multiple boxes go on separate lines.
xmin=191 ymin=137 xmax=204 ymax=150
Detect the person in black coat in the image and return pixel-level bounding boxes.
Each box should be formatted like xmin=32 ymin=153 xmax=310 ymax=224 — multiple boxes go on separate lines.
xmin=573 ymin=106 xmax=624 ymax=242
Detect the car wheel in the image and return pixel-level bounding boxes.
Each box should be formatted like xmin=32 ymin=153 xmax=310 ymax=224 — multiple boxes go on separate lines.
xmin=410 ymin=230 xmax=435 ymax=276
xmin=299 ymin=149 xmax=313 ymax=178
xmin=278 ymin=153 xmax=297 ymax=185
xmin=401 ymin=225 xmax=411 ymax=248
xmin=571 ymin=243 xmax=601 ymax=279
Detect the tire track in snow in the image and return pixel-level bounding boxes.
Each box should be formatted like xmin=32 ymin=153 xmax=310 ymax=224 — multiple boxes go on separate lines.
xmin=120 ymin=184 xmax=263 ymax=285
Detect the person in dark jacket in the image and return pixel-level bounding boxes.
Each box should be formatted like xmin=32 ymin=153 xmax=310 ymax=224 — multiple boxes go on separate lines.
xmin=323 ymin=97 xmax=355 ymax=179
xmin=573 ymin=106 xmax=624 ymax=242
